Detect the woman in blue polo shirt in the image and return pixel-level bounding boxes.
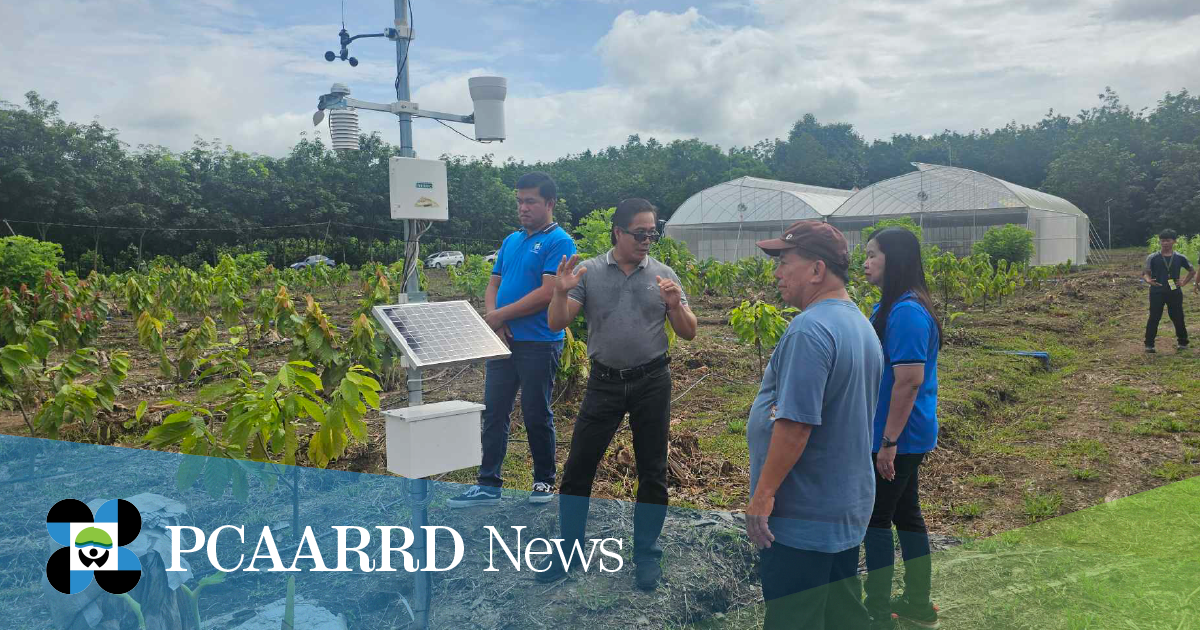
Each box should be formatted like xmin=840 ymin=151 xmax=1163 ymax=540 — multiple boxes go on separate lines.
xmin=861 ymin=227 xmax=942 ymax=629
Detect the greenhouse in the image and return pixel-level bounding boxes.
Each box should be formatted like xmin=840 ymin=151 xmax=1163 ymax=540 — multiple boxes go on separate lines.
xmin=663 ymin=176 xmax=854 ymax=262
xmin=829 ymin=163 xmax=1092 ymax=265
xmin=666 ymin=166 xmax=1094 ymax=266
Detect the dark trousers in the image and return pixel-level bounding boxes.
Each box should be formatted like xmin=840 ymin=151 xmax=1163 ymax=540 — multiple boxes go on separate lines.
xmin=1145 ymin=290 xmax=1188 ymax=347
xmin=759 ymin=543 xmax=870 ymax=630
xmin=478 ymin=341 xmax=563 ymax=489
xmin=558 ymin=365 xmax=671 ymax=564
xmin=863 ymin=452 xmax=931 ymax=617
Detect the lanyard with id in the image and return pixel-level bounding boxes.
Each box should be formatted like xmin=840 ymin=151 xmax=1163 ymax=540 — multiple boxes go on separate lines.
xmin=1164 ymin=254 xmax=1178 ymax=290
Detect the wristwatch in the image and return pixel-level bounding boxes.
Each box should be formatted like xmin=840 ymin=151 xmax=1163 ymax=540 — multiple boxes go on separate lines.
xmin=881 ymin=436 xmax=899 ymax=448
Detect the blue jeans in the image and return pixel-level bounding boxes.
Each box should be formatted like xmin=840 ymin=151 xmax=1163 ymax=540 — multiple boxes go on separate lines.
xmin=478 ymin=340 xmax=563 ymax=489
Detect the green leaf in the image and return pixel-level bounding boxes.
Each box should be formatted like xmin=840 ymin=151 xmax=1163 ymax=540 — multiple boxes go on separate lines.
xmin=278 ymin=364 xmax=292 ymax=388
xmin=202 ymin=457 xmax=232 ymax=499
xmin=176 ymin=453 xmax=205 ymax=492
xmin=283 ymin=424 xmax=299 ymax=466
xmin=198 ymin=380 xmax=241 ymax=404
xmin=145 ymin=419 xmax=195 ymax=448
xmin=162 ymin=410 xmax=194 ymax=425
xmin=296 ymin=396 xmax=326 ymax=423
xmin=305 ymin=328 xmax=325 ymax=350
xmin=230 ymin=464 xmax=249 ymax=502
xmin=346 ymin=412 xmax=368 ymax=442
xmin=359 ymin=386 xmax=380 ymax=410
xmin=198 ymin=571 xmax=228 ymax=588
xmin=338 ymin=380 xmax=361 ymax=406
xmin=291 ymin=367 xmax=322 ymax=393
xmin=177 ymin=358 xmax=194 ymax=381
xmin=309 ymin=430 xmax=330 ymax=469
xmin=158 ymin=351 xmax=173 ymax=379
xmin=249 ymin=433 xmax=269 ymax=461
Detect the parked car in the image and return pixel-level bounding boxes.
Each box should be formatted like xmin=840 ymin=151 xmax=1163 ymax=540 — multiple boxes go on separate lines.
xmin=425 ymin=251 xmax=465 ymax=269
xmin=289 ymin=254 xmax=335 ymax=270
xmin=484 ymin=250 xmax=499 ymax=263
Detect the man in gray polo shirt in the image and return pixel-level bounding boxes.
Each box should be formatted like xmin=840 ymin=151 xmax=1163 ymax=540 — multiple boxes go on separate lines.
xmin=536 ymin=198 xmax=698 ymax=591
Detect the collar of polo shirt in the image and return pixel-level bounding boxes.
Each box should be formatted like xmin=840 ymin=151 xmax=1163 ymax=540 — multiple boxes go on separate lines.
xmin=605 ymin=248 xmax=649 ymax=269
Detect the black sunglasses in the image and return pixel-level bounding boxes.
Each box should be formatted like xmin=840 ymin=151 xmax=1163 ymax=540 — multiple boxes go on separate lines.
xmin=617 ymin=227 xmax=661 ymax=243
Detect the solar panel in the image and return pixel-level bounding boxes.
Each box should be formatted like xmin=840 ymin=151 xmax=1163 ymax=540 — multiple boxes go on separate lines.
xmin=371 ymin=301 xmax=511 ymax=368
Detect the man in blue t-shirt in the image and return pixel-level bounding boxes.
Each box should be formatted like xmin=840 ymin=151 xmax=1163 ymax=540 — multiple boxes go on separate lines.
xmin=746 ymin=221 xmax=883 ymax=630
xmin=448 ymin=172 xmax=577 ymax=508
xmin=1142 ymin=228 xmax=1195 ymax=353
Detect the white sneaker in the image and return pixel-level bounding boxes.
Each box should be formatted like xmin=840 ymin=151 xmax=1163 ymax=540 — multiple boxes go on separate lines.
xmin=447 ymin=485 xmax=501 ymax=509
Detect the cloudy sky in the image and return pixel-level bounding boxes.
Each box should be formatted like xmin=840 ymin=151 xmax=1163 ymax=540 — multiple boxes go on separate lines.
xmin=3 ymin=0 xmax=1198 ymax=162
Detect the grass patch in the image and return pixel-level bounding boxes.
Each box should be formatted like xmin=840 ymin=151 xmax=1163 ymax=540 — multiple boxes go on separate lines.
xmin=1111 ymin=384 xmax=1142 ymax=399
xmin=725 ymin=420 xmax=746 ymax=435
xmin=952 ymin=501 xmax=985 ymax=519
xmin=704 ymin=477 xmax=1200 ymax=629
xmin=1110 ymin=400 xmax=1142 ymax=417
xmin=1022 ymin=489 xmax=1063 ymax=522
xmin=1062 ymin=438 xmax=1109 ymax=462
xmin=705 ymin=488 xmax=737 ymax=508
xmin=1069 ymin=466 xmax=1099 ymax=481
xmin=1020 ymin=417 xmax=1053 ymax=432
xmin=698 ymin=432 xmax=750 ymax=465
xmin=1151 ymin=461 xmax=1194 ymax=482
xmin=1131 ymin=421 xmax=1169 ymax=437
xmin=1131 ymin=416 xmax=1194 ymax=436
xmin=966 ymin=474 xmax=1001 ymax=488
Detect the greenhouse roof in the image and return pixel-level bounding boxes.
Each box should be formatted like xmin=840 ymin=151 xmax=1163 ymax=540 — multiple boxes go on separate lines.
xmin=667 ymin=176 xmax=854 ymax=226
xmin=831 ymin=163 xmax=1085 ymax=218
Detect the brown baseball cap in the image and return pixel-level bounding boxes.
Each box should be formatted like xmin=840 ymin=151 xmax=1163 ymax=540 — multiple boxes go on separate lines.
xmin=756 ymin=220 xmax=850 ymax=269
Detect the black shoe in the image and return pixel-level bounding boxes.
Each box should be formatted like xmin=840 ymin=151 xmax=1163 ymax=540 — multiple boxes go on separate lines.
xmin=534 ymin=556 xmax=571 ymax=583
xmin=446 ymin=485 xmax=501 ymax=509
xmin=869 ymin=614 xmax=898 ymax=630
xmin=634 ymin=561 xmax=662 ymax=591
xmin=1145 ymin=345 xmax=1157 ymax=354
xmin=528 ymin=481 xmax=554 ymax=504
xmin=892 ymin=595 xmax=939 ymax=628
xmin=1178 ymin=342 xmax=1190 ymax=351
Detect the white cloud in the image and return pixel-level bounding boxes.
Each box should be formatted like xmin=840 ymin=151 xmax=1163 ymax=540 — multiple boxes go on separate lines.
xmin=3 ymin=0 xmax=1199 ymax=165
xmin=414 ymin=0 xmax=1200 ymax=161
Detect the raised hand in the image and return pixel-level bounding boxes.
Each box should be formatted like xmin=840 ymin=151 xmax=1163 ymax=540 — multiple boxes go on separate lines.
xmin=657 ymin=275 xmax=683 ymax=311
xmin=555 ymin=255 xmax=587 ymax=293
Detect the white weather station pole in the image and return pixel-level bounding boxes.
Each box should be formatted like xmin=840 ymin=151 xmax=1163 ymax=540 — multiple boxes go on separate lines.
xmin=311 ymin=2 xmax=509 ymax=628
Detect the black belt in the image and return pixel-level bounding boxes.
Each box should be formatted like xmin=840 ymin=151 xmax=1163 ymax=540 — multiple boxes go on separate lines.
xmin=591 ymin=355 xmax=670 ymax=381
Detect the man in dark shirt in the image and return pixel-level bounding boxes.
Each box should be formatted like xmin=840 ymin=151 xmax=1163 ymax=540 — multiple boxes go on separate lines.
xmin=1142 ymin=229 xmax=1195 ymax=353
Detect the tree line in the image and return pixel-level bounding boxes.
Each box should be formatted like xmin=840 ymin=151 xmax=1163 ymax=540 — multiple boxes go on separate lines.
xmin=1 ymin=87 xmax=1197 ymax=271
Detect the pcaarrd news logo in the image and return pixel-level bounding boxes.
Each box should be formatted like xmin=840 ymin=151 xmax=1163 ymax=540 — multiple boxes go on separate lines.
xmin=45 ymin=499 xmax=142 ymax=595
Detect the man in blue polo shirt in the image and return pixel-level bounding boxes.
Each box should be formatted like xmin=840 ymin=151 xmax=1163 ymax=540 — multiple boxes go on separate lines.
xmin=449 ymin=172 xmax=577 ymax=508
